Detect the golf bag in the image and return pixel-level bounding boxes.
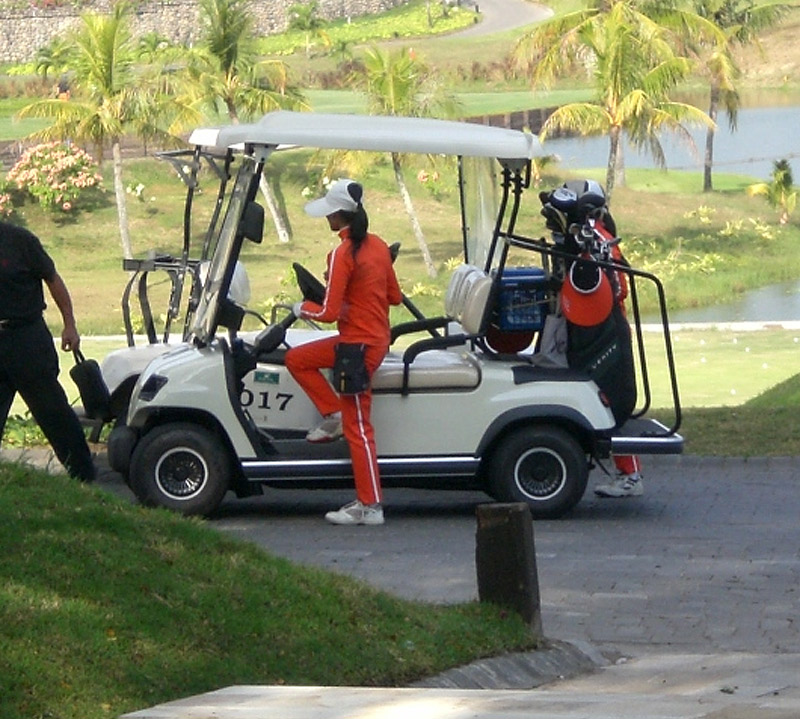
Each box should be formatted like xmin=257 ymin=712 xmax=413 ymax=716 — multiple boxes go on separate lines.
xmin=540 ymin=180 xmax=637 ymax=427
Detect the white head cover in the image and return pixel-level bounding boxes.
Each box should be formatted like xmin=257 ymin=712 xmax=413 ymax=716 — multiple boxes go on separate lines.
xmin=304 ymin=178 xmax=363 ymax=217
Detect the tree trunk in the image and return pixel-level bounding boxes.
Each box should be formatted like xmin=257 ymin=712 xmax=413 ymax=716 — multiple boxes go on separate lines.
xmin=392 ymin=153 xmax=437 ymax=278
xmin=704 ymin=84 xmax=720 ymax=193
xmin=606 ymin=125 xmax=624 ymax=200
xmin=259 ymin=175 xmax=291 ymax=244
xmin=112 ymin=140 xmax=133 ymax=260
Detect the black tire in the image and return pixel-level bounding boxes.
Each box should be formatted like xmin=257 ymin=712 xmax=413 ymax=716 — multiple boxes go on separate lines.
xmin=129 ymin=422 xmax=232 ymax=517
xmin=488 ymin=425 xmax=588 ymax=519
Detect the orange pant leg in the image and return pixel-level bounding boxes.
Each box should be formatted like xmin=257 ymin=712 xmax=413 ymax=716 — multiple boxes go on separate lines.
xmin=613 ymin=454 xmax=642 ymax=476
xmin=285 ymin=335 xmax=341 ymax=417
xmin=340 ymin=343 xmax=386 ymax=506
xmin=287 ymin=337 xmax=387 ymax=505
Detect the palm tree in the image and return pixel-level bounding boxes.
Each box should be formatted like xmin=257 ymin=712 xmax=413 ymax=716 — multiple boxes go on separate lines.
xmin=355 ymin=46 xmax=462 ymax=278
xmin=18 ymin=4 xmax=177 ymax=259
xmin=136 ymin=31 xmax=172 ymax=64
xmin=287 ymin=1 xmax=330 ymax=57
xmin=178 ymin=0 xmax=308 ymax=243
xmin=691 ymin=0 xmax=788 ymax=191
xmin=747 ymin=158 xmax=797 ymax=225
xmin=33 ymin=37 xmax=70 ymax=82
xmin=514 ymin=0 xmax=717 ymax=198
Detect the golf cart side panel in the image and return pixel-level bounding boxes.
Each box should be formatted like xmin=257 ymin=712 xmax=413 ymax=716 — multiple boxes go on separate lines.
xmin=128 ymin=344 xmax=258 ymax=457
xmin=240 ymin=361 xmax=326 ymax=431
xmin=368 ymin=361 xmax=616 ymax=456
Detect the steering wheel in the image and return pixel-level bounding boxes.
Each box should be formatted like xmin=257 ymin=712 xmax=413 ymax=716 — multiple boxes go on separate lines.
xmin=251 ymin=262 xmax=325 ymax=358
xmin=293 ymin=262 xmax=326 ymax=305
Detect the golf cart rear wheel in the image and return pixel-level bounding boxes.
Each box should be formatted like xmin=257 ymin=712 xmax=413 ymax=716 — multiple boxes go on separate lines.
xmin=488 ymin=426 xmax=588 ymax=519
xmin=129 ymin=423 xmax=231 ymax=517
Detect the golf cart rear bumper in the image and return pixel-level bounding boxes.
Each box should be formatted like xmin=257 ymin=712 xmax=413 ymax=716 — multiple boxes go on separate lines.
xmin=606 ymin=418 xmax=684 ymax=456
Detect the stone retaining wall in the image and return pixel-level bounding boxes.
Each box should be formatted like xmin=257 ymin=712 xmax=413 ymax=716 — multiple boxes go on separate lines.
xmin=0 ymin=0 xmax=406 ymax=64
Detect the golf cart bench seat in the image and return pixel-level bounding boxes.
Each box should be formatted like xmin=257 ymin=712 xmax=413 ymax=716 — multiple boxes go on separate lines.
xmin=372 ymin=349 xmax=480 ymax=391
xmin=378 ymin=264 xmax=491 ymax=392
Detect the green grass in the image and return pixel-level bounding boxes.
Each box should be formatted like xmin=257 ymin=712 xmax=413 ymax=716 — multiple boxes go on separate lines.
xmin=747 ymin=371 xmax=800 ymax=408
xmin=637 ymin=327 xmax=800 ymax=410
xmin=0 ymin=464 xmax=537 ymax=719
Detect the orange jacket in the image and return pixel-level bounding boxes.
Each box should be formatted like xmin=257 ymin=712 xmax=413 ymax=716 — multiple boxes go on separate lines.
xmin=301 ymin=228 xmax=402 ymax=347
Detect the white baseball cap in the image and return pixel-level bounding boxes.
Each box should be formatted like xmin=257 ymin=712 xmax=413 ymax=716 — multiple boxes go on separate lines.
xmin=304 ymin=179 xmax=363 ymax=217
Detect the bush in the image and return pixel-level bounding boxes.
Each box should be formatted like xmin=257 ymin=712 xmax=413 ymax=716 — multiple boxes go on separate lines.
xmin=6 ymin=141 xmax=103 ymax=212
xmin=0 ymin=182 xmax=12 ymax=217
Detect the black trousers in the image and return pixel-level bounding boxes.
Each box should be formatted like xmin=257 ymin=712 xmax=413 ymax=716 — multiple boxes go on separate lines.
xmin=0 ymin=318 xmax=95 ymax=482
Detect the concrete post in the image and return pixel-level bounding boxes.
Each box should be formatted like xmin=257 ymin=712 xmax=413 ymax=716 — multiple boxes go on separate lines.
xmin=475 ymin=502 xmax=543 ymax=637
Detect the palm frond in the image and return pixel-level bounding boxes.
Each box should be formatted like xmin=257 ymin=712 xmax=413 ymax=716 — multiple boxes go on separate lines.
xmin=540 ymin=102 xmax=611 ymax=141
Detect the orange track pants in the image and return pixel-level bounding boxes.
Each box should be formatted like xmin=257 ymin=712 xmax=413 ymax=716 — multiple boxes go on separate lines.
xmin=286 ymin=334 xmax=386 ymax=505
xmin=613 ymin=454 xmax=642 ymax=476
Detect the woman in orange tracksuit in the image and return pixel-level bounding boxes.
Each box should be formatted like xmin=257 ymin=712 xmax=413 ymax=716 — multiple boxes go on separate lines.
xmin=286 ymin=179 xmax=403 ymax=525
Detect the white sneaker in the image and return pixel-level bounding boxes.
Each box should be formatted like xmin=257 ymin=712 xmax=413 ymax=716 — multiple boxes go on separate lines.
xmin=325 ymin=501 xmax=384 ymax=525
xmin=306 ymin=415 xmax=343 ymax=443
xmin=595 ymin=473 xmax=644 ymax=498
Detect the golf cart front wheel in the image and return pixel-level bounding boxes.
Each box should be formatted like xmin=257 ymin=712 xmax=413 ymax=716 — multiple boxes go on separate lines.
xmin=488 ymin=425 xmax=588 ymax=519
xmin=129 ymin=423 xmax=231 ymax=516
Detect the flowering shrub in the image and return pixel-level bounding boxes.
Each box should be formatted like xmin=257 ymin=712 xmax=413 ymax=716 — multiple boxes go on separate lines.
xmin=126 ymin=181 xmax=146 ymax=201
xmin=0 ymin=184 xmax=12 ymax=218
xmin=416 ymin=167 xmax=451 ymax=200
xmin=6 ymin=142 xmax=103 ymax=212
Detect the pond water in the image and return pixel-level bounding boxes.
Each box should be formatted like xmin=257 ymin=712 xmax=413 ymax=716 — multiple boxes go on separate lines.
xmin=542 ymin=104 xmax=800 ymax=181
xmin=661 ymin=279 xmax=800 ymax=324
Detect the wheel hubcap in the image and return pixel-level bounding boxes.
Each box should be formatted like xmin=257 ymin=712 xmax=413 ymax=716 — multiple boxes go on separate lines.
xmin=513 ymin=446 xmax=567 ymax=501
xmin=155 ymin=446 xmax=208 ymax=500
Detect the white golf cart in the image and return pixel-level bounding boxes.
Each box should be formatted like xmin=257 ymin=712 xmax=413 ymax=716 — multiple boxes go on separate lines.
xmin=105 ymin=110 xmax=683 ymax=518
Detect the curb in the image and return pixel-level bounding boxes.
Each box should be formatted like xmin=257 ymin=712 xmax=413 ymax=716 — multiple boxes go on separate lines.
xmin=411 ymin=639 xmax=606 ymax=690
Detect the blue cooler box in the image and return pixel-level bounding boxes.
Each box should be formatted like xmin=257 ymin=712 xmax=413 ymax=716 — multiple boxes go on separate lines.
xmin=496 ymin=267 xmax=550 ymax=331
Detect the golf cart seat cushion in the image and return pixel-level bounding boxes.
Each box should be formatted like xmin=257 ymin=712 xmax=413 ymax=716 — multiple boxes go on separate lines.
xmin=444 ymin=264 xmax=482 ymax=316
xmin=443 ymin=264 xmax=492 ymax=335
xmin=372 ymin=350 xmax=480 ymax=391
xmin=459 ymin=273 xmax=492 ymax=335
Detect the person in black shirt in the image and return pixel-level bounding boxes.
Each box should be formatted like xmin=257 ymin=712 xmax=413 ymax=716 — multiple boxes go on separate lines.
xmin=0 ymin=220 xmax=95 ymax=482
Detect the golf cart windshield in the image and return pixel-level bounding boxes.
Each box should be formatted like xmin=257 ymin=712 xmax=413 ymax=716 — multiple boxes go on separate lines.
xmin=191 ymin=157 xmax=258 ymax=345
xmin=461 ymin=156 xmax=501 ymax=269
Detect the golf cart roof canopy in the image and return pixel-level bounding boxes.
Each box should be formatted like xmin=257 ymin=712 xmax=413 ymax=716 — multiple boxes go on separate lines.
xmin=188 ymin=111 xmax=542 ymax=162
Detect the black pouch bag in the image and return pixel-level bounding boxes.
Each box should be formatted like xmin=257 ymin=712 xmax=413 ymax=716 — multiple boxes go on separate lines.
xmin=70 ymin=349 xmax=112 ymax=420
xmin=333 ymin=342 xmax=369 ymax=395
